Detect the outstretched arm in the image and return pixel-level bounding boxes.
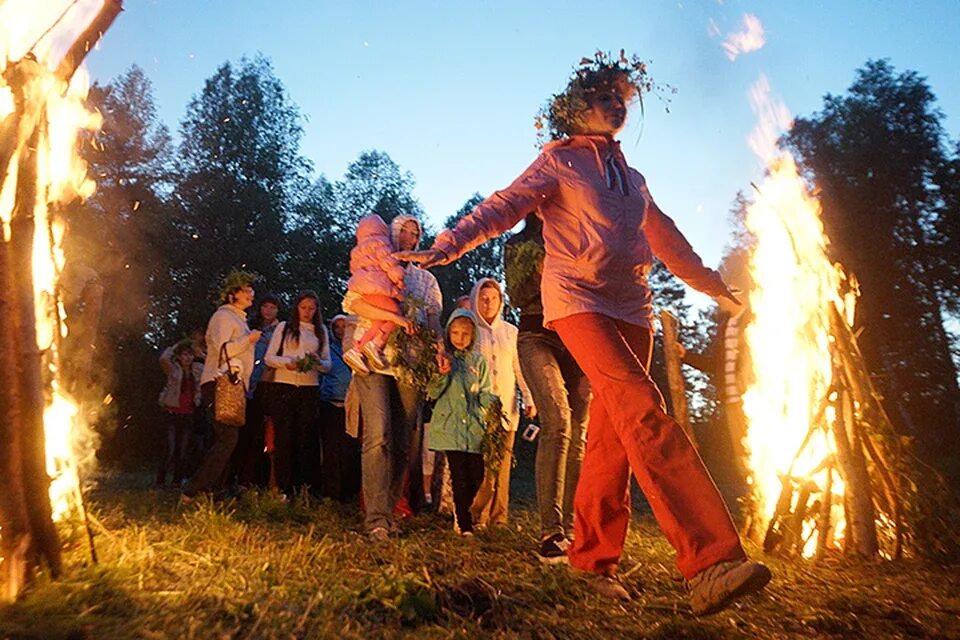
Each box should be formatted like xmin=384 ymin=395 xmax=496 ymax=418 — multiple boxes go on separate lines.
xmin=643 ymin=199 xmax=739 ymax=304
xmin=397 ymin=153 xmax=559 ymax=268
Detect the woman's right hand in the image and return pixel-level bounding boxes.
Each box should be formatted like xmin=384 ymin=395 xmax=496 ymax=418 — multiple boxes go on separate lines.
xmin=393 ymin=249 xmax=449 ymax=268
xmin=248 ymin=330 xmax=262 ymax=344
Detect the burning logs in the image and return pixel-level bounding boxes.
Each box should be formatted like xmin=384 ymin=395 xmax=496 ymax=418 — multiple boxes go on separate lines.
xmin=0 ymin=0 xmax=122 ymax=601
xmin=746 ymin=295 xmax=958 ymax=561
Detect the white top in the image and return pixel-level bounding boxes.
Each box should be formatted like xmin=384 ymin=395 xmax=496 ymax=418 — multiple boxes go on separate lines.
xmin=470 ymin=278 xmax=534 ymax=431
xmin=265 ymin=321 xmax=332 ymax=387
xmin=201 ymin=304 xmax=255 ymax=387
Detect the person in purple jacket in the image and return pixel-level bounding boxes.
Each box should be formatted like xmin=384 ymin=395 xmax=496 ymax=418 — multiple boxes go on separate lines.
xmin=397 ymin=53 xmax=770 ymax=615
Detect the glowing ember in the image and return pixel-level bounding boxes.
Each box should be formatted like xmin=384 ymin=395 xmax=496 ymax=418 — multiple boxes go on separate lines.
xmin=740 ymin=75 xmax=851 ymax=556
xmin=0 ymin=0 xmax=104 ymax=551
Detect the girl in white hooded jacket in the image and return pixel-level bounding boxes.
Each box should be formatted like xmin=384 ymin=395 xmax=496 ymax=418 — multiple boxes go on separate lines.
xmin=468 ymin=278 xmax=535 ymax=527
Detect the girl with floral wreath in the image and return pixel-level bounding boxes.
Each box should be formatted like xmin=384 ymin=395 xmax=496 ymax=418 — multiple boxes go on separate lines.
xmin=397 ymin=52 xmax=771 ymax=615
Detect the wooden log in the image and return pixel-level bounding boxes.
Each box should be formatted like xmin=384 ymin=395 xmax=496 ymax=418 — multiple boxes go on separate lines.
xmin=10 ymin=120 xmax=62 ymax=578
xmin=660 ymin=311 xmax=696 ymax=447
xmin=0 ymin=238 xmax=32 ymax=601
xmin=833 ymin=387 xmax=878 ymax=556
xmin=784 ymin=480 xmax=817 ymax=556
xmin=860 ymin=426 xmax=903 ymax=559
xmin=815 ymin=463 xmax=834 ymax=562
xmin=55 ymin=0 xmax=125 ymax=85
xmin=762 ymin=474 xmax=795 ymax=554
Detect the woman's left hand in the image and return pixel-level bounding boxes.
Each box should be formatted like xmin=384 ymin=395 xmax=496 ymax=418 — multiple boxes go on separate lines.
xmin=719 ymin=286 xmax=743 ymax=306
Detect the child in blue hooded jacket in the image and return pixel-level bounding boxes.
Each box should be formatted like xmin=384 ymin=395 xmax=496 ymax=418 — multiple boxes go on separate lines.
xmin=427 ymin=308 xmax=498 ymax=535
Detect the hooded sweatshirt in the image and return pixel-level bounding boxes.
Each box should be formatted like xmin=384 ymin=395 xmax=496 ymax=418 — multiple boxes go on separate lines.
xmin=426 ymin=309 xmax=497 ymax=453
xmin=342 ymin=214 xmax=442 ymax=377
xmin=469 ymin=278 xmax=534 ymax=431
xmin=431 ymin=134 xmax=729 ymax=330
xmin=347 ymin=214 xmax=406 ymax=299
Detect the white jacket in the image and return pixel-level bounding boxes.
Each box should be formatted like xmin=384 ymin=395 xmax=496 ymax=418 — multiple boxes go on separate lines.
xmin=469 ymin=278 xmax=534 ymax=431
xmin=265 ymin=321 xmax=331 ymax=387
xmin=201 ymin=304 xmax=255 ymax=387
xmin=158 ymin=346 xmax=203 ymax=409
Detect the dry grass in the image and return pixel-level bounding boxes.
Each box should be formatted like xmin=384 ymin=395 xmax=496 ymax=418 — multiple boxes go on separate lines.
xmin=2 ymin=470 xmax=960 ymax=639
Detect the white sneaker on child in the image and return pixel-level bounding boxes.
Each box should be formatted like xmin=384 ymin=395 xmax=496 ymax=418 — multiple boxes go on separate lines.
xmin=362 ymin=341 xmax=388 ymax=370
xmin=342 ymin=348 xmax=370 ymax=375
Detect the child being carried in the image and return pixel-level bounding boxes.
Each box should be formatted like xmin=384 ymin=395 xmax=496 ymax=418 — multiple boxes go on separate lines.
xmin=342 ymin=214 xmax=413 ymax=374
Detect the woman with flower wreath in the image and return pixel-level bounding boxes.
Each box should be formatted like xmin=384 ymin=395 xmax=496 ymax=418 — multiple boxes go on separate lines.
xmin=182 ymin=270 xmax=261 ymax=503
xmin=397 ymin=52 xmax=771 ymax=615
xmin=265 ymin=290 xmax=331 ymax=497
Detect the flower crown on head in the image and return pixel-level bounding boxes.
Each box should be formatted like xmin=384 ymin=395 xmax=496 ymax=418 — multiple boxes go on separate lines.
xmin=218 ymin=269 xmax=259 ymax=304
xmin=534 ymin=50 xmax=674 ymax=145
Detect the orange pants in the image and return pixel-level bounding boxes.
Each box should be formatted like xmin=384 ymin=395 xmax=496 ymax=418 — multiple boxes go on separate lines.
xmin=553 ymin=313 xmax=745 ymax=579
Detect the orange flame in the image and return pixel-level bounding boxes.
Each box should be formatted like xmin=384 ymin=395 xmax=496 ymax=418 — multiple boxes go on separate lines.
xmin=740 ymin=75 xmax=851 ymax=556
xmin=0 ymin=1 xmax=104 ymax=550
xmin=722 ymin=14 xmax=766 ymax=62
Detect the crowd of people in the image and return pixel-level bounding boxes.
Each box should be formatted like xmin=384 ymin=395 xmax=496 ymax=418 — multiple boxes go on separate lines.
xmin=153 ymin=53 xmax=771 ymax=616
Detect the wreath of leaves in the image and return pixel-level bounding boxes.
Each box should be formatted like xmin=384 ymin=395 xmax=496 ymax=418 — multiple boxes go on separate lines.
xmin=534 ymin=50 xmax=675 ymax=146
xmin=482 ymin=398 xmax=511 ymax=476
xmin=217 ymin=269 xmax=259 ymax=304
xmin=385 ymin=296 xmax=440 ymax=392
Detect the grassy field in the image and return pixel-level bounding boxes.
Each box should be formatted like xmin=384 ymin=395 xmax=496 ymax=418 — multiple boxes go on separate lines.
xmin=2 ymin=462 xmax=960 ymax=639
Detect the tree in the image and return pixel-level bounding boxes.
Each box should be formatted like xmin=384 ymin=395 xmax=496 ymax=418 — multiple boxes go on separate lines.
xmin=172 ymin=56 xmax=311 ymax=331
xmin=783 ymin=60 xmax=960 ymax=468
xmin=284 ymin=176 xmax=351 ymax=317
xmin=70 ymin=65 xmax=176 ymax=463
xmin=932 ymin=141 xmax=960 ymax=317
xmin=334 ymin=150 xmax=423 ymax=229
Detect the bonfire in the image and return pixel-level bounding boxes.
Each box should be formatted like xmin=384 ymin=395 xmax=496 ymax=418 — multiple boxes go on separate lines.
xmin=0 ymin=0 xmax=122 ymax=601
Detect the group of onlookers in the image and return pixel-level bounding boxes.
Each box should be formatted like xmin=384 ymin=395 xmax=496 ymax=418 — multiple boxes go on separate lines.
xmin=155 ymin=213 xmax=587 ymax=563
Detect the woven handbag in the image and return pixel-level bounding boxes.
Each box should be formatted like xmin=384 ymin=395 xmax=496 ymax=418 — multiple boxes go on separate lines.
xmin=214 ymin=343 xmax=247 ymax=427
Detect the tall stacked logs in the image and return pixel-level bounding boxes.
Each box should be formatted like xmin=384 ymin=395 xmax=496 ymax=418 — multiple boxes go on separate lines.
xmin=0 ymin=0 xmax=123 ymax=601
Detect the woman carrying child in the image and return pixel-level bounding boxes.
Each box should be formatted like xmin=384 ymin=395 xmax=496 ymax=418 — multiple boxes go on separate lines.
xmin=426 ymin=308 xmax=498 ymax=536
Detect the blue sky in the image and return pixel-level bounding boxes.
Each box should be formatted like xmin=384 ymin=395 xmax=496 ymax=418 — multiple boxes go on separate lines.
xmin=84 ymin=0 xmax=960 ymax=295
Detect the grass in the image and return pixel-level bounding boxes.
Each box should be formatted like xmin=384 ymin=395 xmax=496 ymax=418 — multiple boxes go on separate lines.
xmin=3 ymin=464 xmax=960 ymax=639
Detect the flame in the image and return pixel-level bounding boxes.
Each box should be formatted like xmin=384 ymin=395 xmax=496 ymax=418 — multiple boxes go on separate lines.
xmin=1 ymin=0 xmax=104 ymax=565
xmin=740 ymin=75 xmax=850 ymax=557
xmin=722 ymin=14 xmax=766 ymax=62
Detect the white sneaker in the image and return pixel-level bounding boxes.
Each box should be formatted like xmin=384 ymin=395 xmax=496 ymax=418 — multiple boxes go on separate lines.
xmin=362 ymin=341 xmax=388 ymax=370
xmin=342 ymin=348 xmax=370 ymax=375
xmin=689 ymin=559 xmax=771 ymax=616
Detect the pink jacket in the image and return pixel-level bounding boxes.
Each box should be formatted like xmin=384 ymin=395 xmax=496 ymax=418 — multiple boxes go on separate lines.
xmin=432 ymin=135 xmax=729 ymax=328
xmin=347 ymin=214 xmax=406 ymax=299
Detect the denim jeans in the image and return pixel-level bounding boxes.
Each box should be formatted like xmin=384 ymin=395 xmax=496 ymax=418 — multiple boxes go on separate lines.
xmin=353 ymin=373 xmax=421 ymax=532
xmin=518 ymin=330 xmax=591 ymax=538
